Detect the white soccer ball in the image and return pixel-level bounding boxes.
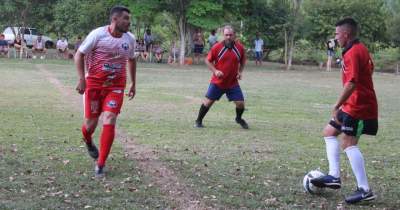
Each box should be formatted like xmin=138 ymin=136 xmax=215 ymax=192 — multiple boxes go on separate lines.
xmin=303 ymin=170 xmax=325 ymax=194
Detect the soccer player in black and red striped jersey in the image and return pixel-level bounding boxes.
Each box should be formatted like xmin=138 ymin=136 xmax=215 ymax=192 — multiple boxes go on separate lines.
xmin=194 ymin=25 xmax=248 ymax=129
xmin=311 ymin=17 xmax=378 ymax=204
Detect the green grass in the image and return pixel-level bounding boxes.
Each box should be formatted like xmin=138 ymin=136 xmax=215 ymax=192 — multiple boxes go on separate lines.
xmin=0 ymin=58 xmax=399 ymax=209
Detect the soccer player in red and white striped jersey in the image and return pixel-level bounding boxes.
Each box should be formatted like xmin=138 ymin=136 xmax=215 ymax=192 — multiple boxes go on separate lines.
xmin=74 ymin=5 xmax=136 ymax=178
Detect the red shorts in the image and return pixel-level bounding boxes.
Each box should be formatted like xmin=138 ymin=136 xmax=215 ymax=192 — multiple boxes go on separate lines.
xmin=84 ymin=88 xmax=124 ymax=118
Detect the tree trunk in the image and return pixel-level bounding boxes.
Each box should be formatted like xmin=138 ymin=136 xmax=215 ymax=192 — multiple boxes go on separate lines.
xmin=286 ymin=32 xmax=295 ymax=70
xmin=178 ymin=14 xmax=186 ymax=65
xmin=284 ymin=29 xmax=288 ymax=65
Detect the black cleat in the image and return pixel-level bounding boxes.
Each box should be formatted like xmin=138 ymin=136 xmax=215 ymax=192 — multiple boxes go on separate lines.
xmin=311 ymin=175 xmax=341 ymax=189
xmin=85 ymin=142 xmax=99 ymax=160
xmin=345 ymin=187 xmax=376 ymax=204
xmin=95 ymin=165 xmax=105 ymax=178
xmin=235 ymin=118 xmax=249 ymax=129
xmin=194 ymin=120 xmax=204 ymax=128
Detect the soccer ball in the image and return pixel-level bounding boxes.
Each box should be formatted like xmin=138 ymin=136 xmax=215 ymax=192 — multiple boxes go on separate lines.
xmin=303 ymin=170 xmax=325 ymax=194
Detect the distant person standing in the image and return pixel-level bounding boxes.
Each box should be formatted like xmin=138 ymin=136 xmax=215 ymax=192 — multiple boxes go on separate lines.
xmin=74 ymin=5 xmax=137 ymax=178
xmin=208 ymin=29 xmax=218 ymax=49
xmin=254 ymin=32 xmax=264 ymax=66
xmin=74 ymin=36 xmax=83 ymax=54
xmin=311 ymin=17 xmax=378 ymax=204
xmin=194 ymin=25 xmax=248 ymax=129
xmin=144 ymin=29 xmax=153 ymax=53
xmin=326 ymin=38 xmax=336 ymax=71
xmin=193 ymin=29 xmax=205 ymax=64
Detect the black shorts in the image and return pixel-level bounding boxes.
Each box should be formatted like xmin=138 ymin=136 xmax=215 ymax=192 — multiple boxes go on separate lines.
xmin=329 ymin=109 xmax=378 ymax=138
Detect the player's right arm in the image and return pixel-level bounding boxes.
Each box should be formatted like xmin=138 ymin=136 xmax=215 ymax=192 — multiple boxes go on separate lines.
xmin=205 ymin=48 xmax=223 ymax=78
xmin=74 ymin=51 xmax=86 ymax=94
xmin=74 ymin=28 xmax=100 ymax=95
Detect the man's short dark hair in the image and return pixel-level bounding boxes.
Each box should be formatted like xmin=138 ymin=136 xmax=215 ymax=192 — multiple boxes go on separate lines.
xmin=335 ymin=17 xmax=358 ymax=37
xmin=110 ymin=5 xmax=130 ymax=19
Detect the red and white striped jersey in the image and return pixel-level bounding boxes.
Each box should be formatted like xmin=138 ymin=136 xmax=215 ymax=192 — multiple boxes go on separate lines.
xmin=79 ymin=26 xmax=136 ymax=89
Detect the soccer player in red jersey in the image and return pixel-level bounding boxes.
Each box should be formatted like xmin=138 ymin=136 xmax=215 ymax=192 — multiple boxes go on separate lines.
xmin=74 ymin=6 xmax=136 ymax=178
xmin=311 ymin=18 xmax=378 ymax=204
xmin=194 ymin=25 xmax=248 ymax=129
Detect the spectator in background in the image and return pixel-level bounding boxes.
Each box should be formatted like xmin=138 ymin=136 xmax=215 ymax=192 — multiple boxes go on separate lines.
xmin=0 ymin=34 xmax=9 ymax=57
xmin=153 ymin=42 xmax=163 ymax=63
xmin=254 ymin=32 xmax=264 ymax=66
xmin=13 ymin=35 xmax=26 ymax=59
xmin=32 ymin=34 xmax=47 ymax=59
xmin=193 ymin=29 xmax=205 ymax=64
xmin=74 ymin=36 xmax=83 ymax=53
xmin=136 ymin=39 xmax=148 ymax=62
xmin=326 ymin=38 xmax=336 ymax=71
xmin=208 ymin=29 xmax=218 ymax=49
xmin=57 ymin=37 xmax=69 ymax=59
xmin=168 ymin=40 xmax=179 ymax=64
xmin=144 ymin=29 xmax=153 ymax=53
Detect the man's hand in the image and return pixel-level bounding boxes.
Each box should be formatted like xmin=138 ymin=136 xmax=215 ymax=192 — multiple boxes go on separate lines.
xmin=214 ymin=70 xmax=224 ymax=78
xmin=76 ymin=79 xmax=86 ymax=95
xmin=331 ymin=106 xmax=340 ymax=123
xmin=127 ymin=84 xmax=136 ymax=100
xmin=237 ymin=72 xmax=242 ymax=80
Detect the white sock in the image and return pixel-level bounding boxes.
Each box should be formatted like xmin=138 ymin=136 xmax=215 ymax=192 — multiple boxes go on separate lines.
xmin=324 ymin=136 xmax=340 ymax=178
xmin=345 ymin=146 xmax=370 ymax=191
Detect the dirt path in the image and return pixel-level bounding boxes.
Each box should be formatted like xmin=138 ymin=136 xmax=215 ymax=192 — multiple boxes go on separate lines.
xmin=36 ymin=64 xmax=212 ymax=210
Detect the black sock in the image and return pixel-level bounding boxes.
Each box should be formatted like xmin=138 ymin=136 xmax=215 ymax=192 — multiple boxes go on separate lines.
xmin=236 ymin=107 xmax=244 ymax=120
xmin=196 ymin=104 xmax=209 ymax=122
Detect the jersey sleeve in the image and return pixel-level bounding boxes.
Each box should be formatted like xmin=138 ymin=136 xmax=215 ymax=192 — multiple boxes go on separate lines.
xmin=207 ymin=46 xmax=216 ymax=62
xmin=127 ymin=32 xmax=137 ymax=59
xmin=78 ymin=29 xmax=100 ymax=54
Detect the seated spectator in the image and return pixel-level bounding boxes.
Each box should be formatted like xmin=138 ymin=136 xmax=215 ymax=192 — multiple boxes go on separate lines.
xmin=136 ymin=39 xmax=148 ymax=62
xmin=0 ymin=34 xmax=9 ymax=57
xmin=56 ymin=37 xmax=69 ymax=59
xmin=152 ymin=42 xmax=163 ymax=63
xmin=168 ymin=41 xmax=179 ymax=64
xmin=74 ymin=36 xmax=82 ymax=53
xmin=13 ymin=35 xmax=27 ymax=59
xmin=32 ymin=34 xmax=47 ymax=59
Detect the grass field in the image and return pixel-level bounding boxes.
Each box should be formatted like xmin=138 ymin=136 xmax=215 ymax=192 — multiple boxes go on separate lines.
xmin=0 ymin=58 xmax=399 ymax=209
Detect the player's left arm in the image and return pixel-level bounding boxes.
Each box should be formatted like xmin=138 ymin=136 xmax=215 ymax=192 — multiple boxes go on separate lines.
xmin=237 ymin=47 xmax=246 ymax=80
xmin=127 ymin=58 xmax=136 ymax=100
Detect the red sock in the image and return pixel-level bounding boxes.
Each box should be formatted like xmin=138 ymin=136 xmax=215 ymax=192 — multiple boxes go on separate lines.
xmin=82 ymin=125 xmax=93 ymax=144
xmin=97 ymin=124 xmax=115 ymax=167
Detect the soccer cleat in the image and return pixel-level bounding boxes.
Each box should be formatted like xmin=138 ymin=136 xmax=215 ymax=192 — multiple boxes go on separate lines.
xmin=345 ymin=187 xmax=376 ymax=204
xmin=95 ymin=165 xmax=105 ymax=178
xmin=235 ymin=118 xmax=249 ymax=129
xmin=194 ymin=120 xmax=204 ymax=128
xmin=310 ymin=175 xmax=341 ymax=189
xmin=85 ymin=142 xmax=99 ymax=160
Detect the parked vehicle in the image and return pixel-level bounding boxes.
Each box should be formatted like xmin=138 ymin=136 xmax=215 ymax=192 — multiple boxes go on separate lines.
xmin=2 ymin=27 xmax=54 ymax=48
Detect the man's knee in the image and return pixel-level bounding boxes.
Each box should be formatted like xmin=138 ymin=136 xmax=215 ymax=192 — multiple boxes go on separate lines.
xmin=203 ymin=98 xmax=215 ymax=107
xmin=103 ymin=111 xmax=117 ymax=125
xmin=84 ymin=117 xmax=99 ymax=133
xmin=323 ymin=124 xmax=340 ymax=137
xmin=234 ymin=101 xmax=245 ymax=109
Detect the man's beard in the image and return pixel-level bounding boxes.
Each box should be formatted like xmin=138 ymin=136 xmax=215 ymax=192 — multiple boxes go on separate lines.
xmin=116 ymin=24 xmax=128 ymax=33
xmin=224 ymin=40 xmax=234 ymax=49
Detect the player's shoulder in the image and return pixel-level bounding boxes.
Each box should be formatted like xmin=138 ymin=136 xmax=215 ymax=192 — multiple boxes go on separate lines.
xmin=123 ymin=32 xmax=136 ymax=43
xmin=88 ymin=26 xmax=108 ymax=38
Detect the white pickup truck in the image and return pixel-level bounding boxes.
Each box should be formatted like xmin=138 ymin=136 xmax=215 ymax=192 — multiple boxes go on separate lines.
xmin=2 ymin=27 xmax=54 ymax=48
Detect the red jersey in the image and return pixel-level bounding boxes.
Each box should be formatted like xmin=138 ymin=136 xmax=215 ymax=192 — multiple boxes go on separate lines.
xmin=207 ymin=41 xmax=246 ymax=89
xmin=79 ymin=26 xmax=136 ymax=89
xmin=341 ymin=40 xmax=378 ymax=119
